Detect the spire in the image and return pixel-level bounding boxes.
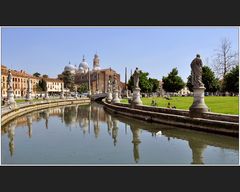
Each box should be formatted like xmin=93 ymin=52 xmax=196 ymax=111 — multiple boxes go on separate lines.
xmin=83 ymin=55 xmax=85 ymax=61
xmin=69 ymin=61 xmax=71 ymax=65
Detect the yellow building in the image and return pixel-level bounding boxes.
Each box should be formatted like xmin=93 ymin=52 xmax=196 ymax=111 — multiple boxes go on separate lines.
xmin=1 ymin=65 xmax=64 ymax=98
xmin=1 ymin=65 xmax=40 ymax=98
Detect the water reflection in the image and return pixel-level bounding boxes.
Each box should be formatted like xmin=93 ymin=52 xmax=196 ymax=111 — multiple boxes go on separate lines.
xmin=7 ymin=120 xmax=17 ymax=156
xmin=130 ymin=125 xmax=141 ymax=163
xmin=188 ymin=140 xmax=207 ymax=164
xmin=112 ymin=118 xmax=119 ymax=146
xmin=1 ymin=102 xmax=238 ymax=164
xmin=26 ymin=114 xmax=33 ymax=138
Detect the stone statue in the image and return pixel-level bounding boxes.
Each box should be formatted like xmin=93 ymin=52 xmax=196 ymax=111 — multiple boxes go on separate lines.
xmin=133 ymin=67 xmax=141 ymax=88
xmin=107 ymin=77 xmax=112 ymax=92
xmin=7 ymin=69 xmax=13 ymax=89
xmin=113 ymin=74 xmax=117 ymax=89
xmin=27 ymin=78 xmax=32 ymax=92
xmin=190 ymin=54 xmax=204 ymax=88
xmin=132 ymin=67 xmax=142 ymax=105
xmin=189 ymin=54 xmax=208 ymax=115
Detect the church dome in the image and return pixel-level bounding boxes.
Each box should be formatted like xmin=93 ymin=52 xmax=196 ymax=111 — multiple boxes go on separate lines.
xmin=79 ymin=56 xmax=88 ymax=70
xmin=64 ymin=62 xmax=77 ymax=73
xmin=78 ymin=56 xmax=89 ymax=73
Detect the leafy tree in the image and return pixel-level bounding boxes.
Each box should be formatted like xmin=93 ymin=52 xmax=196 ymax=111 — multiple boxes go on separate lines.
xmin=186 ymin=75 xmax=193 ymax=92
xmin=187 ymin=66 xmax=220 ymax=92
xmin=77 ymin=83 xmax=88 ymax=93
xmin=61 ymin=71 xmax=75 ymax=91
xmin=128 ymin=71 xmax=153 ymax=93
xmin=42 ymin=74 xmax=49 ymax=78
xmin=162 ymin=68 xmax=185 ymax=92
xmin=35 ymin=83 xmax=43 ymax=92
xmin=38 ymin=79 xmax=47 ymax=91
xmin=149 ymin=78 xmax=159 ymax=92
xmin=33 ymin=72 xmax=41 ymax=77
xmin=222 ymin=65 xmax=239 ymax=93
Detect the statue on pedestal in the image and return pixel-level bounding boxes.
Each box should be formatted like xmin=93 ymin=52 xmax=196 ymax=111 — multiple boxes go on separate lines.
xmin=133 ymin=67 xmax=141 ymax=88
xmin=107 ymin=76 xmax=113 ymax=102
xmin=107 ymin=78 xmax=112 ymax=92
xmin=132 ymin=67 xmax=142 ymax=106
xmin=7 ymin=69 xmax=13 ymax=90
xmin=7 ymin=69 xmax=16 ymax=105
xmin=111 ymin=74 xmax=120 ymax=104
xmin=189 ymin=54 xmax=208 ymax=115
xmin=191 ymin=54 xmax=204 ymax=88
xmin=26 ymin=78 xmax=32 ymax=101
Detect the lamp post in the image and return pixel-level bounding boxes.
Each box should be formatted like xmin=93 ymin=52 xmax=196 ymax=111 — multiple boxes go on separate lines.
xmin=88 ymin=68 xmax=91 ymax=96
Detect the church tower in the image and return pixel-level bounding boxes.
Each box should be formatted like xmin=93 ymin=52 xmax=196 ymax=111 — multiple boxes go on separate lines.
xmin=93 ymin=53 xmax=101 ymax=71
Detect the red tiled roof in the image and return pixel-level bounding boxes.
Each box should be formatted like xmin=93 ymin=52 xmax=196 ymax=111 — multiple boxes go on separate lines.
xmin=42 ymin=77 xmax=63 ymax=82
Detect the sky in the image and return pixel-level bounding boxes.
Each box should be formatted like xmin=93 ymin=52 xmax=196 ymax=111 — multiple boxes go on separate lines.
xmin=1 ymin=27 xmax=238 ymax=82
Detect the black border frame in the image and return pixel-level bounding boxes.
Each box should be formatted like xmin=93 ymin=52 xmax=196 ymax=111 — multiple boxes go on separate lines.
xmin=1 ymin=0 xmax=239 ymax=189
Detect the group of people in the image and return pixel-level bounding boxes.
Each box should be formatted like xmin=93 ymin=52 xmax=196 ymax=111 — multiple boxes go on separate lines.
xmin=151 ymin=100 xmax=176 ymax=109
xmin=2 ymin=98 xmax=7 ymax=106
xmin=167 ymin=102 xmax=176 ymax=109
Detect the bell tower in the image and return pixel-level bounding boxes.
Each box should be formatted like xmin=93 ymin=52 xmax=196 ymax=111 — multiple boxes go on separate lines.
xmin=93 ymin=53 xmax=101 ymax=71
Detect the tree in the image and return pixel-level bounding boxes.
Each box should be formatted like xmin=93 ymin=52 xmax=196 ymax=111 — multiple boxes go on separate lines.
xmin=33 ymin=72 xmax=41 ymax=77
xmin=162 ymin=68 xmax=185 ymax=93
xmin=61 ymin=71 xmax=75 ymax=91
xmin=38 ymin=79 xmax=47 ymax=91
xmin=222 ymin=65 xmax=239 ymax=94
xmin=149 ymin=78 xmax=159 ymax=92
xmin=77 ymin=83 xmax=88 ymax=93
xmin=35 ymin=83 xmax=43 ymax=92
xmin=212 ymin=38 xmax=238 ymax=79
xmin=186 ymin=66 xmax=220 ymax=92
xmin=128 ymin=71 xmax=153 ymax=93
xmin=42 ymin=74 xmax=49 ymax=78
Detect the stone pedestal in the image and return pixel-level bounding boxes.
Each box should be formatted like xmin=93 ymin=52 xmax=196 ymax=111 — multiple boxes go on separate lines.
xmin=132 ymin=88 xmax=142 ymax=105
xmin=60 ymin=91 xmax=64 ymax=99
xmin=26 ymin=91 xmax=32 ymax=101
xmin=7 ymin=89 xmax=16 ymax=105
xmin=88 ymin=90 xmax=92 ymax=97
xmin=119 ymin=90 xmax=122 ymax=99
xmin=107 ymin=92 xmax=113 ymax=103
xmin=189 ymin=87 xmax=208 ymax=116
xmin=112 ymin=90 xmax=120 ymax=104
xmin=45 ymin=91 xmax=49 ymax=99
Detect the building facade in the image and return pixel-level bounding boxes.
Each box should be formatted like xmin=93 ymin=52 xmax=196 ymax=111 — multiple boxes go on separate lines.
xmin=44 ymin=78 xmax=64 ymax=94
xmin=1 ymin=65 xmax=40 ymax=98
xmin=1 ymin=65 xmax=64 ymax=98
xmin=63 ymin=54 xmax=123 ymax=94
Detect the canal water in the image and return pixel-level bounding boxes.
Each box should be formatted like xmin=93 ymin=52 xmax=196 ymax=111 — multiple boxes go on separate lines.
xmin=1 ymin=102 xmax=239 ymax=164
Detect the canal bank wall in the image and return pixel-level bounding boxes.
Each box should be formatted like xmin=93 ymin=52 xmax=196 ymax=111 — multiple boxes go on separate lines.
xmin=102 ymin=101 xmax=239 ymax=137
xmin=1 ymin=98 xmax=90 ymax=126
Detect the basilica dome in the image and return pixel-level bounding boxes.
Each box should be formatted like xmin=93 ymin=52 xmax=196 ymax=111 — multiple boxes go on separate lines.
xmin=64 ymin=62 xmax=77 ymax=74
xmin=78 ymin=56 xmax=89 ymax=73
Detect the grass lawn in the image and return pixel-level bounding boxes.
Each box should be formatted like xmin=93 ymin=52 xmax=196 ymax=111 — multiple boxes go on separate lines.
xmin=121 ymin=96 xmax=239 ymax=115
